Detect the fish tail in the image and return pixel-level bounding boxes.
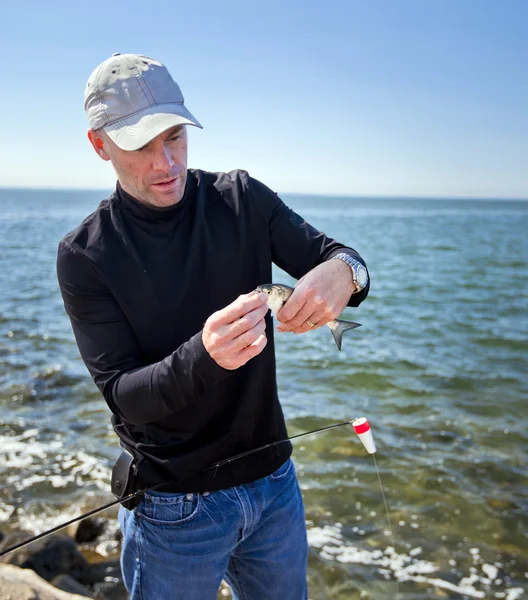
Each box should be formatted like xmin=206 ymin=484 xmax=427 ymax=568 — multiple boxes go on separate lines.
xmin=328 ymin=319 xmax=362 ymax=351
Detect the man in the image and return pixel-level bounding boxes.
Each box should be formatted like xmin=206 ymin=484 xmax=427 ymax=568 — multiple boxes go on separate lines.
xmin=57 ymin=53 xmax=369 ymax=600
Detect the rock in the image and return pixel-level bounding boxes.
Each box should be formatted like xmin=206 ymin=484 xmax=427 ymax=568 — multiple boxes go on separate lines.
xmin=330 ymin=445 xmax=365 ymax=457
xmin=486 ymin=497 xmax=519 ymax=512
xmin=91 ymin=578 xmax=129 ymax=600
xmin=0 ymin=563 xmax=89 ymax=600
xmin=81 ymin=560 xmax=128 ymax=600
xmin=1 ymin=533 xmax=89 ymax=582
xmin=0 ymin=529 xmax=34 ymax=559
xmin=74 ymin=519 xmax=108 ymax=544
xmin=0 ymin=524 xmax=127 ymax=598
xmin=94 ymin=539 xmax=120 ymax=558
xmin=74 ymin=517 xmax=122 ymax=557
xmin=78 ymin=559 xmax=122 ymax=587
xmin=50 ymin=574 xmax=94 ymax=598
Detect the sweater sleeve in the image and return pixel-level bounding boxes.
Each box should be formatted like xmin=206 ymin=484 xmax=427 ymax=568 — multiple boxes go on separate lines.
xmin=247 ymin=175 xmax=370 ymax=307
xmin=56 ymin=240 xmax=232 ymax=425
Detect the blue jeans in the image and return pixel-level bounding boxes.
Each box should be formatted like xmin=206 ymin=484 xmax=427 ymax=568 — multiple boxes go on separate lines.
xmin=118 ymin=458 xmax=308 ymax=599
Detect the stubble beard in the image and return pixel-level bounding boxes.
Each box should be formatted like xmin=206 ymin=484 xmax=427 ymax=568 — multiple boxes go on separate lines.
xmin=119 ymin=170 xmax=187 ymax=208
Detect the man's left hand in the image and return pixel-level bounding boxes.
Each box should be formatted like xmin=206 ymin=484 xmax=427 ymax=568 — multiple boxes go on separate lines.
xmin=276 ymin=260 xmax=356 ymax=334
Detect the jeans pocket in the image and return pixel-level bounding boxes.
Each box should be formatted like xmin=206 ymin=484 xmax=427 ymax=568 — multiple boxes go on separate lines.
xmin=138 ymin=491 xmax=202 ymax=527
xmin=270 ymin=458 xmax=293 ymax=481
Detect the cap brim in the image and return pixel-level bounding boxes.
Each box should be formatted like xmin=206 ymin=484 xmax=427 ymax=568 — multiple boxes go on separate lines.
xmin=104 ymin=103 xmax=202 ymax=151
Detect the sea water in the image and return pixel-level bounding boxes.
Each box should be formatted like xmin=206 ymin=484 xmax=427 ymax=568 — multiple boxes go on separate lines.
xmin=0 ymin=188 xmax=526 ymax=598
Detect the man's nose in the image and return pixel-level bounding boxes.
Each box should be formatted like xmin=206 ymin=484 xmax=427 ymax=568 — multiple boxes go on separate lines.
xmin=152 ymin=141 xmax=175 ymax=171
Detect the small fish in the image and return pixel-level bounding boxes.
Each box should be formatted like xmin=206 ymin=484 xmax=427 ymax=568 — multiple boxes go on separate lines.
xmin=256 ymin=283 xmax=361 ymax=351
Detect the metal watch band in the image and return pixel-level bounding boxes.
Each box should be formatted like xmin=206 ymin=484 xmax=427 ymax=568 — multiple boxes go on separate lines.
xmin=330 ymin=253 xmax=368 ymax=292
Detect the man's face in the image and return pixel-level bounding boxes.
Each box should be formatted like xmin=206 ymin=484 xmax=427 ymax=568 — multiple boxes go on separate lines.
xmin=90 ymin=125 xmax=189 ymax=208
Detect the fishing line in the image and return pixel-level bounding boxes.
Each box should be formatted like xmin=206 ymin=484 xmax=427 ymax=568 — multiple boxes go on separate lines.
xmin=373 ymin=452 xmax=399 ymax=599
xmin=0 ymin=420 xmax=353 ymax=558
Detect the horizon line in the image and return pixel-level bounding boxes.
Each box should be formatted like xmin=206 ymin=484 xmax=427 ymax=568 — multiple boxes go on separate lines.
xmin=0 ymin=185 xmax=526 ymax=203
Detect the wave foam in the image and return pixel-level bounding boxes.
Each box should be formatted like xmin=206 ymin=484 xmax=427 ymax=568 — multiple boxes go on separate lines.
xmin=307 ymin=524 xmax=524 ymax=599
xmin=0 ymin=429 xmax=111 ymax=492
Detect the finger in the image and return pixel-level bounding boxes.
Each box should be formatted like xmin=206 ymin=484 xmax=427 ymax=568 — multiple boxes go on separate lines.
xmin=225 ymin=304 xmax=269 ymax=340
xmin=276 ymin=289 xmax=308 ymax=323
xmin=297 ymin=311 xmax=326 ymax=333
xmin=230 ymin=318 xmax=267 ymax=351
xmin=213 ymin=292 xmax=268 ymax=327
xmin=278 ymin=309 xmax=326 ymax=333
xmin=238 ymin=333 xmax=268 ymax=364
xmin=282 ymin=302 xmax=318 ymax=330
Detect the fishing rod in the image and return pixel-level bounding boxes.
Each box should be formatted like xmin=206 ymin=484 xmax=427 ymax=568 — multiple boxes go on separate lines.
xmin=0 ymin=418 xmax=374 ymax=559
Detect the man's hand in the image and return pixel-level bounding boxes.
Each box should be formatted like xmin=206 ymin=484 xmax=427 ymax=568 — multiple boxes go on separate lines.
xmin=276 ymin=260 xmax=355 ymax=334
xmin=203 ymin=291 xmax=269 ymax=370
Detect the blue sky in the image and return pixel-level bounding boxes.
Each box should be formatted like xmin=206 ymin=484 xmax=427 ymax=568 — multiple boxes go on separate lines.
xmin=0 ymin=0 xmax=526 ymax=198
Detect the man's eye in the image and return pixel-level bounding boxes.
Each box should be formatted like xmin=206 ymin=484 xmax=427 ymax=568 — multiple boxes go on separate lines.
xmin=169 ymin=135 xmax=181 ymax=141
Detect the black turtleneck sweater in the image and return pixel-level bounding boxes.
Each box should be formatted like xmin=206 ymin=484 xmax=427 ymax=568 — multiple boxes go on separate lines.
xmin=56 ymin=169 xmax=369 ymax=493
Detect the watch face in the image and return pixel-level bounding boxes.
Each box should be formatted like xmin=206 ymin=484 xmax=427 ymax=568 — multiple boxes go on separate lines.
xmin=357 ymin=265 xmax=368 ymax=288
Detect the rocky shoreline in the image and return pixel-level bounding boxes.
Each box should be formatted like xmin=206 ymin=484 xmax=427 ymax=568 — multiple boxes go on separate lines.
xmin=0 ymin=515 xmax=128 ymax=599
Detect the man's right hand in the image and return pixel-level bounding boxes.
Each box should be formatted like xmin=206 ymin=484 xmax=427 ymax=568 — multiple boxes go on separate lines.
xmin=202 ymin=291 xmax=269 ymax=370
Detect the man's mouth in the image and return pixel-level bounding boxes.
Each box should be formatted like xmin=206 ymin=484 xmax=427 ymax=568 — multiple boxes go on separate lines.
xmin=151 ymin=177 xmax=179 ymax=190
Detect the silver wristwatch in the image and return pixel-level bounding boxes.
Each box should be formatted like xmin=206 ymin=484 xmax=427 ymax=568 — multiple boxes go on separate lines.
xmin=331 ymin=253 xmax=369 ymax=293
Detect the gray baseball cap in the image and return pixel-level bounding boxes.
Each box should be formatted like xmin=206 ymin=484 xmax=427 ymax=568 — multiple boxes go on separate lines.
xmin=84 ymin=53 xmax=202 ymax=151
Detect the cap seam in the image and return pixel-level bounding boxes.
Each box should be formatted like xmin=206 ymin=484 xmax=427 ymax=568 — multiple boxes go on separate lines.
xmin=125 ymin=55 xmax=156 ymax=107
xmin=122 ymin=55 xmax=151 ymax=110
xmin=93 ymin=64 xmax=109 ymax=127
xmin=134 ymin=69 xmax=156 ymax=106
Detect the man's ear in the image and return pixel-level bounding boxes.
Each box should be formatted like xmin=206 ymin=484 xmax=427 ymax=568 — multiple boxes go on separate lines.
xmin=87 ymin=129 xmax=111 ymax=161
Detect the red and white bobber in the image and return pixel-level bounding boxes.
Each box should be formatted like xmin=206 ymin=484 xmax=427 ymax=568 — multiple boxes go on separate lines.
xmin=351 ymin=417 xmax=376 ymax=454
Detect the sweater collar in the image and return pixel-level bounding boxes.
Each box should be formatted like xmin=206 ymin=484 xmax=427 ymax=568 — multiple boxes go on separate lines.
xmin=114 ymin=173 xmax=194 ymax=223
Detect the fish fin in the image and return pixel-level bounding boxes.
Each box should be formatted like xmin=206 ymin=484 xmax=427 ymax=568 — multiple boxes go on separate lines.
xmin=327 ymin=319 xmax=362 ymax=351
